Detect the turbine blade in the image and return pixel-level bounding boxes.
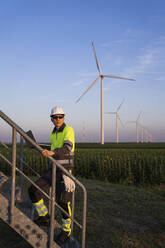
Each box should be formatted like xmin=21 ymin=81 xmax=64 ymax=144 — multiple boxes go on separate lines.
xmin=119 ymin=116 xmax=125 ymax=128
xmin=76 ymin=76 xmax=100 ymax=103
xmin=92 ymin=41 xmax=101 ymax=75
xmin=137 ymin=111 xmax=142 ymax=121
xmin=103 ymin=74 xmax=135 ymax=81
xmin=117 ymin=98 xmax=125 ymax=112
xmin=126 ymin=121 xmax=136 ymax=124
xmin=105 ymin=112 xmax=116 ymax=114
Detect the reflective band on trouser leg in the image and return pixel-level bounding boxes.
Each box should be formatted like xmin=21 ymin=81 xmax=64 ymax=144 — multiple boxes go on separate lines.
xmin=33 ymin=198 xmax=48 ymax=217
xmin=62 ymin=202 xmax=72 ymax=236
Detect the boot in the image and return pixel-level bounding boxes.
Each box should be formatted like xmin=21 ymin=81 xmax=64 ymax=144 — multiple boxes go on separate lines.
xmin=55 ymin=230 xmax=70 ymax=245
xmin=34 ymin=214 xmax=50 ymax=226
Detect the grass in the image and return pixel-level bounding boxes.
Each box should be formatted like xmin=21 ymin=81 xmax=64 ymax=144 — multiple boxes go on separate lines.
xmin=1 ymin=178 xmax=165 ymax=248
xmin=75 ymin=142 xmax=165 ymax=149
xmin=74 ymin=178 xmax=165 ymax=248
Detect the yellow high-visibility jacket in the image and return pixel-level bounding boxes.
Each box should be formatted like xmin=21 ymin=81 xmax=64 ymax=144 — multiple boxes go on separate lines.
xmin=50 ymin=123 xmax=75 ymax=170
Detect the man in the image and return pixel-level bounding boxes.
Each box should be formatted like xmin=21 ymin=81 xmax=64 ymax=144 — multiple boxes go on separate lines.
xmin=28 ymin=106 xmax=75 ymax=245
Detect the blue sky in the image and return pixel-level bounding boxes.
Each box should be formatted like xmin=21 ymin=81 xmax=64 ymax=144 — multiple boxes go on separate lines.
xmin=0 ymin=0 xmax=165 ymax=143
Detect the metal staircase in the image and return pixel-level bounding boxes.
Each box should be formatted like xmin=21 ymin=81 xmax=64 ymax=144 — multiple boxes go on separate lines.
xmin=0 ymin=110 xmax=87 ymax=248
xmin=0 ymin=192 xmax=60 ymax=248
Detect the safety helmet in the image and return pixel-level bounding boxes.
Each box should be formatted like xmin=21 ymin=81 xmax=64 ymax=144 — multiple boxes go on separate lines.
xmin=50 ymin=106 xmax=65 ymax=117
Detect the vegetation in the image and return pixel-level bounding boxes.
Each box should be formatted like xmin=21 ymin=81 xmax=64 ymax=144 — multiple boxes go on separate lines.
xmin=74 ymin=148 xmax=165 ymax=185
xmin=75 ymin=142 xmax=165 ymax=149
xmin=1 ymin=143 xmax=165 ymax=247
xmin=1 ymin=143 xmax=165 ymax=186
xmin=1 ymin=178 xmax=165 ymax=248
xmin=76 ymin=178 xmax=165 ymax=248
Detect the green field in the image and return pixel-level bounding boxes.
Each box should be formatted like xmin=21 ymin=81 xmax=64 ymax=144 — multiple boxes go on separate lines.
xmin=1 ymin=178 xmax=165 ymax=248
xmin=1 ymin=143 xmax=165 ymax=186
xmin=75 ymin=142 xmax=165 ymax=149
xmin=1 ymin=143 xmax=165 ymax=247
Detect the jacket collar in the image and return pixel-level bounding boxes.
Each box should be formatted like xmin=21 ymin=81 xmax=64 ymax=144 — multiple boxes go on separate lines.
xmin=52 ymin=122 xmax=66 ymax=133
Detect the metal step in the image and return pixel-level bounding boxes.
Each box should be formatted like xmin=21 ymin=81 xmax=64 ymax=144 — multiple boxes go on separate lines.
xmin=0 ymin=193 xmax=60 ymax=248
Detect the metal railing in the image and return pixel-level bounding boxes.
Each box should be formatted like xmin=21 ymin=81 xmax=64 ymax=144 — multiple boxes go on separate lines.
xmin=0 ymin=110 xmax=87 ymax=248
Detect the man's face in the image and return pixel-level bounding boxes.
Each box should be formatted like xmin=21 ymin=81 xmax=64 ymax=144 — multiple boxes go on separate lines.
xmin=51 ymin=114 xmax=64 ymax=129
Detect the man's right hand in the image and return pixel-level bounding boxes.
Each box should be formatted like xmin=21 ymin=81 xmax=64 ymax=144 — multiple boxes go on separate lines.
xmin=42 ymin=149 xmax=55 ymax=157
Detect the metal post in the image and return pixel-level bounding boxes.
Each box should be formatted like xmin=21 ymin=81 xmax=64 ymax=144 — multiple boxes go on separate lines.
xmin=82 ymin=190 xmax=87 ymax=248
xmin=48 ymin=187 xmax=52 ymax=214
xmin=10 ymin=127 xmax=17 ymax=225
xmin=48 ymin=163 xmax=56 ymax=248
xmin=19 ymin=135 xmax=24 ymax=195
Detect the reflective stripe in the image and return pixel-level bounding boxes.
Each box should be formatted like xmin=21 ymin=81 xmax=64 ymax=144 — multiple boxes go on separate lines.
xmin=36 ymin=207 xmax=48 ymax=216
xmin=68 ymin=202 xmax=72 ymax=216
xmin=36 ymin=205 xmax=47 ymax=212
xmin=33 ymin=198 xmax=44 ymax=206
xmin=64 ymin=141 xmax=73 ymax=151
xmin=62 ymin=220 xmax=70 ymax=224
xmin=38 ymin=208 xmax=48 ymax=216
xmin=64 ymin=140 xmax=73 ymax=146
xmin=35 ymin=202 xmax=45 ymax=210
xmin=57 ymin=159 xmax=73 ymax=164
xmin=64 ymin=140 xmax=73 ymax=150
xmin=33 ymin=199 xmax=48 ymax=217
xmin=62 ymin=216 xmax=71 ymax=235
xmin=62 ymin=218 xmax=71 ymax=225
xmin=62 ymin=226 xmax=71 ymax=231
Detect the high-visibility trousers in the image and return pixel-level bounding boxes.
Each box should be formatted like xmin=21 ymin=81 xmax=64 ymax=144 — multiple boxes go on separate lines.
xmin=28 ymin=168 xmax=72 ymax=235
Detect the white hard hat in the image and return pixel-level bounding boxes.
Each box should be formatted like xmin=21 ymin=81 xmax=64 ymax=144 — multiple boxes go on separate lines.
xmin=50 ymin=106 xmax=65 ymax=116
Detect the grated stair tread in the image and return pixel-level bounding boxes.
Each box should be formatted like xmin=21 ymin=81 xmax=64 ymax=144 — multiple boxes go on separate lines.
xmin=0 ymin=193 xmax=60 ymax=248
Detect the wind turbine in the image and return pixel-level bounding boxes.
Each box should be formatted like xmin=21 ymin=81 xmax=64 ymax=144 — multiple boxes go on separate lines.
xmin=105 ymin=99 xmax=125 ymax=143
xmin=76 ymin=41 xmax=135 ymax=144
xmin=140 ymin=125 xmax=152 ymax=143
xmin=127 ymin=111 xmax=142 ymax=143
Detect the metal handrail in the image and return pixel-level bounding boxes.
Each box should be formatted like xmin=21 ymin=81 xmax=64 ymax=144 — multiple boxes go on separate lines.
xmin=0 ymin=152 xmax=83 ymax=230
xmin=0 ymin=141 xmax=9 ymax=149
xmin=0 ymin=110 xmax=87 ymax=248
xmin=0 ymin=141 xmax=40 ymax=178
xmin=0 ymin=148 xmax=80 ymax=228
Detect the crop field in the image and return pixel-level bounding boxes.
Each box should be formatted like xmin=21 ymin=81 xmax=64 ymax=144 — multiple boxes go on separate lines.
xmin=0 ymin=143 xmax=165 ymax=186
xmin=1 ymin=143 xmax=165 ymax=248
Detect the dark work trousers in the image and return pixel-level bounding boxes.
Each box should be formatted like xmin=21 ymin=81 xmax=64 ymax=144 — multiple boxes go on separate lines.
xmin=28 ymin=167 xmax=72 ymax=219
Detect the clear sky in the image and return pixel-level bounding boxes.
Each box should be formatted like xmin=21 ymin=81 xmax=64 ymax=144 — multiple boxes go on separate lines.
xmin=0 ymin=0 xmax=165 ymax=143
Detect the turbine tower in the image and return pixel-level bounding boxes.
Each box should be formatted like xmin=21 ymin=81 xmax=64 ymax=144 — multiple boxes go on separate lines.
xmin=127 ymin=111 xmax=142 ymax=143
xmin=105 ymin=99 xmax=125 ymax=143
xmin=76 ymin=41 xmax=135 ymax=144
